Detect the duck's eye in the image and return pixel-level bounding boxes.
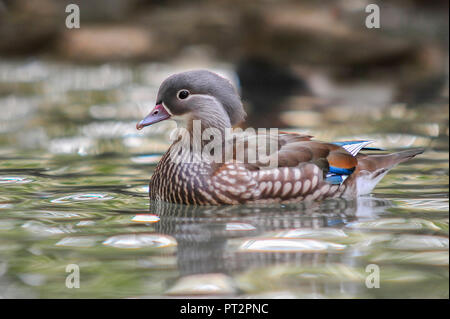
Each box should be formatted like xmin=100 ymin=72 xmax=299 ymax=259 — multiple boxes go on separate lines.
xmin=177 ymin=90 xmax=190 ymax=99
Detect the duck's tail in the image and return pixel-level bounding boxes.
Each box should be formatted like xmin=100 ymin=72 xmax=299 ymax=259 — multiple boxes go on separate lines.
xmin=345 ymin=148 xmax=424 ymax=196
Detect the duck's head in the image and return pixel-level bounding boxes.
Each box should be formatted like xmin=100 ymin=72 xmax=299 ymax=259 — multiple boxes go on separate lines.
xmin=136 ymin=70 xmax=246 ymax=130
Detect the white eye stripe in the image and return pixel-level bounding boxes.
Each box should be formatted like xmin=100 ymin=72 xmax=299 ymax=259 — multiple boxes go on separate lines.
xmin=162 ymin=102 xmax=173 ymax=116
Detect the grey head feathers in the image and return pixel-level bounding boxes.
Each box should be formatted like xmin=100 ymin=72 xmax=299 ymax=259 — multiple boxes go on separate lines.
xmin=156 ymin=70 xmax=247 ymax=126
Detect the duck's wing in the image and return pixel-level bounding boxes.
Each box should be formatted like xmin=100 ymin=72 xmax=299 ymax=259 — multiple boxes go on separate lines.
xmin=221 ymin=131 xmax=363 ymax=174
xmin=263 ymin=132 xmax=364 ymax=175
xmin=207 ymin=132 xmax=422 ymax=204
xmin=205 ymin=132 xmax=362 ymax=203
xmin=332 ymin=140 xmax=380 ymax=156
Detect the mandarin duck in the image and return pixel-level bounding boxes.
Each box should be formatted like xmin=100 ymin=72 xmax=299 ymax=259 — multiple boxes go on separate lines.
xmin=136 ymin=70 xmax=423 ymax=205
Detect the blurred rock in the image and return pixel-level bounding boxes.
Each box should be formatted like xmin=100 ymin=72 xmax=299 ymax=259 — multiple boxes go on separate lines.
xmin=0 ymin=0 xmax=61 ymax=55
xmin=56 ymin=0 xmax=143 ymax=22
xmin=58 ymin=26 xmax=155 ymax=62
xmin=232 ymin=1 xmax=448 ymax=123
xmin=237 ymin=57 xmax=311 ymax=128
xmin=239 ymin=3 xmax=414 ymax=66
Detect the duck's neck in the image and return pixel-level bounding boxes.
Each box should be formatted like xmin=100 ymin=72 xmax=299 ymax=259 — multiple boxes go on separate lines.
xmin=186 ymin=101 xmax=231 ymax=141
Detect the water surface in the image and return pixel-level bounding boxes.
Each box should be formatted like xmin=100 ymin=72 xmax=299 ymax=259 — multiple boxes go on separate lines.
xmin=0 ymin=60 xmax=448 ymax=298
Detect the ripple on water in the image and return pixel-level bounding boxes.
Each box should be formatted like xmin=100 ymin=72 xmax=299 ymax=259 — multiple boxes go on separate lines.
xmin=102 ymin=233 xmax=176 ymax=249
xmin=370 ymin=251 xmax=449 ymax=266
xmin=18 ymin=273 xmax=47 ymax=287
xmin=346 ymin=218 xmax=443 ymax=231
xmin=31 ymin=211 xmax=83 ymax=220
xmin=126 ymin=185 xmax=149 ymax=194
xmin=0 ymin=176 xmax=33 ymax=184
xmin=393 ymin=198 xmax=450 ymax=212
xmin=56 ymin=236 xmax=103 ymax=248
xmin=130 ymin=154 xmax=162 ymax=164
xmin=76 ymin=220 xmax=96 ymax=227
xmin=387 ymin=235 xmax=449 ymax=251
xmin=274 ymin=228 xmax=348 ymax=239
xmin=165 ymin=273 xmax=236 ymax=296
xmin=238 ymin=238 xmax=346 ymax=253
xmin=21 ymin=221 xmax=75 ymax=236
xmin=225 ymin=223 xmax=257 ymax=231
xmin=50 ymin=193 xmax=114 ymax=204
xmin=131 ymin=214 xmax=160 ymax=223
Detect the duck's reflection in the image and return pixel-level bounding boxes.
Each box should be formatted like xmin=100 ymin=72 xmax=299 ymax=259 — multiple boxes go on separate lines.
xmin=151 ymin=197 xmax=392 ymax=277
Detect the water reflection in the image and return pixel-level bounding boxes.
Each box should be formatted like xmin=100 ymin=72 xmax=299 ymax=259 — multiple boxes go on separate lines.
xmin=50 ymin=193 xmax=114 ymax=204
xmin=102 ymin=233 xmax=177 ymax=249
xmin=151 ymin=199 xmax=352 ymax=293
xmin=140 ymin=197 xmax=448 ymax=297
xmin=0 ymin=176 xmax=33 ymax=184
